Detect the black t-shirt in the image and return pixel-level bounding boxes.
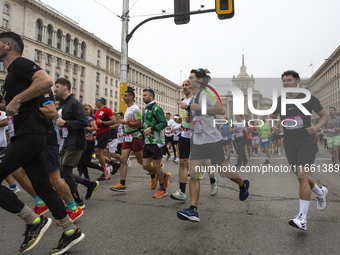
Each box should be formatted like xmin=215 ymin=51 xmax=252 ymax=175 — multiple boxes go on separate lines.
xmin=3 ymin=57 xmax=45 ymax=139
xmin=39 ymin=89 xmax=58 ymax=145
xmin=273 ymin=93 xmax=323 ymax=140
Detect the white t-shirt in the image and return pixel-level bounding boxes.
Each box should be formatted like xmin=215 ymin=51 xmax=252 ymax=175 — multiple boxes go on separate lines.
xmin=191 ymin=91 xmax=222 ymax=145
xmin=165 ymin=119 xmax=176 ymax=137
xmin=180 ymin=96 xmax=193 ymax=138
xmin=0 ymin=111 xmax=7 ymax=148
xmin=233 ymin=120 xmax=247 ymax=138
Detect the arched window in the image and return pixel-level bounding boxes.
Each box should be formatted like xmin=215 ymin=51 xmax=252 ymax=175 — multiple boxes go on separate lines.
xmin=35 ymin=20 xmax=42 ymax=41
xmin=56 ymin=30 xmax=62 ymax=50
xmin=65 ymin=34 xmax=70 ymax=53
xmin=46 ymin=25 xmax=52 ymax=46
xmin=3 ymin=4 xmax=9 ymax=14
xmin=73 ymin=38 xmax=78 ymax=56
xmin=80 ymin=42 xmax=86 ymax=59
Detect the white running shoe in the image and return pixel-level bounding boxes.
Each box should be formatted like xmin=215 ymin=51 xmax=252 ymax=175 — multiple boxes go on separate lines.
xmin=254 ymin=154 xmax=258 ymax=157
xmin=316 ymin=186 xmax=328 ymax=211
xmin=127 ymin=157 xmax=131 ymax=168
xmin=174 ymin=158 xmax=179 ymax=164
xmin=170 ymin=189 xmax=187 ymax=201
xmin=288 ymin=213 xmax=307 ymax=231
xmin=210 ymin=178 xmax=218 ymax=196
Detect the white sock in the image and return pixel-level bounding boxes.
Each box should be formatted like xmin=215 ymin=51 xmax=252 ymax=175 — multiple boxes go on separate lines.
xmin=311 ymin=183 xmax=323 ymax=197
xmin=299 ymin=199 xmax=310 ymax=220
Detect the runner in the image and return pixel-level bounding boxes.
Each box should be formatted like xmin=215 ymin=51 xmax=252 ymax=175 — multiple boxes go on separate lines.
xmin=277 ymin=121 xmax=284 ymax=156
xmin=164 ymin=113 xmax=177 ymax=161
xmin=323 ymin=107 xmax=340 ymax=165
xmin=270 ymin=70 xmax=329 ymax=231
xmin=177 ymin=68 xmax=249 ymax=222
xmin=243 ymin=115 xmax=253 ymax=161
xmin=251 ymin=123 xmax=260 ymax=157
xmin=230 ymin=115 xmax=248 ymax=167
xmin=172 ymin=115 xmax=181 ymax=163
xmin=0 ymin=31 xmax=83 ymax=254
xmin=219 ymin=117 xmax=232 ymax=162
xmin=258 ymin=115 xmax=272 ymax=164
xmin=117 ymin=112 xmax=131 ymax=168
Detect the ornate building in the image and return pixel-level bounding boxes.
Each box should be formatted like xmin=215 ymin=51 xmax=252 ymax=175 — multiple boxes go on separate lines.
xmin=0 ymin=0 xmax=182 ymax=115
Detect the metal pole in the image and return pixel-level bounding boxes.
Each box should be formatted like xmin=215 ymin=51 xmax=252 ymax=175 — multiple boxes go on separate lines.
xmin=119 ymin=0 xmax=129 ymax=113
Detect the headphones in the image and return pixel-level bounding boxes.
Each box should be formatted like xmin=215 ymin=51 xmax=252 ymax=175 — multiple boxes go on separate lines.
xmin=5 ymin=46 xmax=9 ymax=50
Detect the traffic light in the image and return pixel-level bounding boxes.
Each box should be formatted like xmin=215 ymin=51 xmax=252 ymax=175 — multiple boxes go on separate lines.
xmin=215 ymin=0 xmax=234 ymax=20
xmin=174 ymin=0 xmax=190 ymax=25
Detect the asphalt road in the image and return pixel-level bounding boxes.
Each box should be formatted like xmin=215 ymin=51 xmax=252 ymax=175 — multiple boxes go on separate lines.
xmin=1 ymin=145 xmax=340 ymax=255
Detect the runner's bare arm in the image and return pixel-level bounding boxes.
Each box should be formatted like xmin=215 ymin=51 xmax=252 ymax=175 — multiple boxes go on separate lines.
xmin=306 ymin=109 xmax=328 ymax=134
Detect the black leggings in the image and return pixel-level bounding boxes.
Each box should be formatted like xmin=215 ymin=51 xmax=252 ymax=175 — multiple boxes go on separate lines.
xmin=235 ymin=136 xmax=248 ymax=166
xmin=164 ymin=136 xmax=177 ymax=158
xmin=78 ymin=141 xmax=104 ymax=179
xmin=0 ymin=134 xmax=66 ymax=219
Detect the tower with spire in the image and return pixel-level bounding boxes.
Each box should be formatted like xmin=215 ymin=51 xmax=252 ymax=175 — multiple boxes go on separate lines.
xmin=232 ymin=53 xmax=255 ymax=88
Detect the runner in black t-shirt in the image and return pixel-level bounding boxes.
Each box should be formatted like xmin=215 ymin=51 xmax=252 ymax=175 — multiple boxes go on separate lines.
xmin=270 ymin=70 xmax=329 ymax=231
xmin=0 ymin=32 xmax=84 ymax=254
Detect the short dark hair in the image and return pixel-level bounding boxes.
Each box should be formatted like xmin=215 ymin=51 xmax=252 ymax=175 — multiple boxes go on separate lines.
xmin=281 ymin=70 xmax=300 ymax=81
xmin=143 ymin=88 xmax=155 ymax=99
xmin=190 ymin=68 xmax=211 ymax=85
xmin=125 ymin=90 xmax=135 ymax=100
xmin=330 ymin=106 xmax=336 ymax=111
xmin=55 ymin=78 xmax=71 ymax=91
xmin=166 ymin=113 xmax=171 ymax=116
xmin=0 ymin=32 xmax=24 ymax=55
xmin=118 ymin=112 xmax=124 ymax=117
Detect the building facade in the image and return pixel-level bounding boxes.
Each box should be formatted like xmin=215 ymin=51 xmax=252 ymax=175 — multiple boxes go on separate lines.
xmin=306 ymin=45 xmax=340 ymax=122
xmin=0 ymin=0 xmax=182 ymax=115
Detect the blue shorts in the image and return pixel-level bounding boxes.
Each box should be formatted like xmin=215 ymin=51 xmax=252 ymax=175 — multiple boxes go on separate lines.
xmin=260 ymin=137 xmax=271 ymax=149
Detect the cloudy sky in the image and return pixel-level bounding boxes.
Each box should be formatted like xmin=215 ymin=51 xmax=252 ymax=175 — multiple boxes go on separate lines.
xmin=40 ymin=0 xmax=340 ymax=98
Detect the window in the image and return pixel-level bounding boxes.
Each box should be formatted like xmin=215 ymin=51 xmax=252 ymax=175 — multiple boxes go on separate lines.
xmin=105 ymin=88 xmax=108 ymax=96
xmin=79 ymin=96 xmax=83 ymax=104
xmin=65 ymin=34 xmax=70 ymax=53
xmin=110 ymin=90 xmax=113 ymax=97
xmin=2 ymin=19 xmax=8 ymax=29
xmin=80 ymin=42 xmax=85 ymax=59
xmin=109 ymin=101 xmax=113 ymax=110
xmin=73 ymin=65 xmax=77 ymax=74
xmin=115 ymin=80 xmax=118 ymax=87
xmin=97 ymin=50 xmax=100 ymax=58
xmin=115 ymin=91 xmax=118 ymax=98
xmin=34 ymin=50 xmax=40 ymax=61
xmin=105 ymin=77 xmax=108 ymax=84
xmin=80 ymin=66 xmax=84 ymax=76
xmin=45 ymin=54 xmax=50 ymax=65
xmin=55 ymin=73 xmax=59 ymax=80
xmin=139 ymin=98 xmax=141 ymax=104
xmin=96 ymin=85 xmax=99 ymax=95
xmin=80 ymin=80 xmax=84 ymax=91
xmin=72 ymin=78 xmax=76 ymax=89
xmin=55 ymin=58 xmax=60 ymax=68
xmin=110 ymin=78 xmax=113 ymax=85
xmin=0 ymin=62 xmax=5 ymax=72
xmin=64 ymin=61 xmax=69 ymax=71
xmin=3 ymin=4 xmax=9 ymax=14
xmin=73 ymin=38 xmax=78 ymax=56
xmin=96 ymin=72 xmax=100 ymax=81
xmin=56 ymin=30 xmax=62 ymax=50
xmin=114 ymin=102 xmax=117 ymax=112
xmin=35 ymin=20 xmax=42 ymax=41
xmin=46 ymin=25 xmax=52 ymax=46
xmin=97 ymin=60 xmax=100 ymax=67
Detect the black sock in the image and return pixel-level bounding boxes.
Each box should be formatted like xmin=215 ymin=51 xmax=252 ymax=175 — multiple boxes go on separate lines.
xmin=210 ymin=178 xmax=215 ymax=184
xmin=255 ymin=148 xmax=258 ymax=154
xmin=82 ymin=179 xmax=92 ymax=188
xmin=150 ymin=174 xmax=156 ymax=179
xmin=121 ymin=180 xmax=126 ymax=186
xmin=180 ymin=182 xmax=186 ymax=193
xmin=189 ymin=205 xmax=197 ymax=211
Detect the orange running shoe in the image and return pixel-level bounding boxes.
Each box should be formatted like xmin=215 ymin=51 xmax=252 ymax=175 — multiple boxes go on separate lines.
xmin=164 ymin=172 xmax=171 ymax=189
xmin=153 ymin=188 xmax=167 ymax=198
xmin=151 ymin=174 xmax=157 ymax=190
xmin=109 ymin=183 xmax=127 ymax=192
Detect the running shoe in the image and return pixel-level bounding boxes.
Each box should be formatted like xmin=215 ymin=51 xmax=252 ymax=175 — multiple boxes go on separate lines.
xmin=248 ymin=156 xmax=251 ymax=161
xmin=161 ymin=163 xmax=164 ymax=168
xmin=103 ymin=168 xmax=110 ymax=180
xmin=254 ymin=154 xmax=258 ymax=157
xmin=199 ymin=172 xmax=205 ymax=180
xmin=153 ymin=188 xmax=167 ymax=198
xmin=264 ymin=159 xmax=270 ymax=164
xmin=239 ymin=179 xmax=249 ymax=201
xmin=111 ymin=163 xmax=120 ymax=175
xmin=109 ymin=183 xmax=127 ymax=192
xmin=97 ymin=172 xmax=110 ymax=181
xmin=56 ymin=208 xmax=83 ymax=226
xmin=288 ymin=213 xmax=307 ymax=231
xmin=85 ymin=181 xmax=99 ymax=200
xmin=127 ymin=157 xmax=131 ymax=168
xmin=316 ymin=186 xmax=328 ymax=211
xmin=10 ymin=185 xmax=20 ymax=193
xmin=210 ymin=178 xmax=218 ymax=196
xmin=174 ymin=158 xmax=179 ymax=164
xmin=166 ymin=154 xmax=171 ymax=161
xmin=50 ymin=228 xmax=85 ymax=255
xmin=164 ymin=172 xmax=171 ymax=189
xmin=177 ymin=208 xmax=200 ymax=222
xmin=230 ymin=149 xmax=234 ymax=154
xmin=33 ymin=204 xmax=49 ymax=216
xmin=279 ymin=153 xmax=283 ymax=157
xmin=151 ymin=175 xmax=158 ymax=190
xmin=76 ymin=201 xmax=85 ymax=210
xmin=19 ymin=215 xmax=52 ymax=252
xmin=170 ymin=189 xmax=187 ymax=201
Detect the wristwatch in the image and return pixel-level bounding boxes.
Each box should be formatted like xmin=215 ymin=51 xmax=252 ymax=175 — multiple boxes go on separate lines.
xmin=126 ymin=121 xmax=130 ymax=125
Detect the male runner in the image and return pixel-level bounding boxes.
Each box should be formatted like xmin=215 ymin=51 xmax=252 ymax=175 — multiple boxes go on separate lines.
xmin=164 ymin=112 xmax=177 ymax=161
xmin=0 ymin=31 xmax=83 ymax=254
xmin=177 ymin=68 xmax=249 ymax=222
xmin=270 ymin=70 xmax=328 ymax=231
xmin=258 ymin=115 xmax=272 ymax=164
xmin=323 ymin=107 xmax=340 ymax=165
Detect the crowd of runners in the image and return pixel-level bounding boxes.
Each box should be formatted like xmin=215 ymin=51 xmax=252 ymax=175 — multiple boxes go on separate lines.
xmin=0 ymin=32 xmax=336 ymax=254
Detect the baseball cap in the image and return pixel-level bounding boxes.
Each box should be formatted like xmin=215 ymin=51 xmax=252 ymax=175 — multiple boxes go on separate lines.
xmin=98 ymin=97 xmax=106 ymax=105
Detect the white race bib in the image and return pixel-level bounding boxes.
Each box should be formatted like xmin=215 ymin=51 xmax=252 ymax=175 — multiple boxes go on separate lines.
xmin=283 ymin=115 xmax=304 ymax=130
xmin=7 ymin=116 xmax=15 ymax=138
xmin=222 ymin=136 xmax=228 ymax=141
xmin=261 ymin=138 xmax=268 ymax=142
xmin=236 ymin=131 xmax=243 ymax=138
xmin=193 ymin=120 xmax=203 ymax=134
xmin=62 ymin=127 xmax=68 ymax=138
xmin=125 ymin=133 xmax=133 ymax=142
xmin=328 ymin=127 xmax=336 ymax=133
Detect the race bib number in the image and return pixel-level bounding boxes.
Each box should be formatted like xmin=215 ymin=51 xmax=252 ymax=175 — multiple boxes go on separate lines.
xmin=222 ymin=136 xmax=228 ymax=141
xmin=173 ymin=135 xmax=179 ymax=141
xmin=279 ymin=131 xmax=284 ymax=135
xmin=193 ymin=120 xmax=203 ymax=134
xmin=283 ymin=115 xmax=304 ymax=130
xmin=328 ymin=127 xmax=336 ymax=133
xmin=62 ymin=127 xmax=68 ymax=138
xmin=181 ymin=128 xmax=192 ymax=138
xmin=125 ymin=133 xmax=133 ymax=143
xmin=236 ymin=131 xmax=243 ymax=138
xmin=253 ymin=136 xmax=259 ymax=139
xmin=7 ymin=116 xmax=15 ymax=138
xmin=261 ymin=138 xmax=268 ymax=142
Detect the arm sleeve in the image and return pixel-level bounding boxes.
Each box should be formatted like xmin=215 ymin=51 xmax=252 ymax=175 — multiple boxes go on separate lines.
xmin=14 ymin=58 xmax=42 ymax=81
xmin=40 ymin=89 xmax=55 ymax=107
xmin=154 ymin=107 xmax=167 ymax=131
xmin=134 ymin=108 xmax=142 ymax=121
xmin=65 ymin=102 xmax=88 ymax=130
xmin=105 ymin=107 xmax=114 ymax=118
